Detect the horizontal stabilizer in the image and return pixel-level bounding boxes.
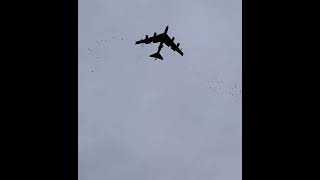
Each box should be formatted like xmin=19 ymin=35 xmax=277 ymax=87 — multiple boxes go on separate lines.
xmin=150 ymin=52 xmax=163 ymax=60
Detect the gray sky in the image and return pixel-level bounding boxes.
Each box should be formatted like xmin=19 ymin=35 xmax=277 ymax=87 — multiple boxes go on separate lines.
xmin=79 ymin=0 xmax=241 ymax=180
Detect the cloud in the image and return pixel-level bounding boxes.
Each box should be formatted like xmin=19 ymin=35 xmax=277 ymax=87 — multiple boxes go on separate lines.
xmin=79 ymin=0 xmax=241 ymax=180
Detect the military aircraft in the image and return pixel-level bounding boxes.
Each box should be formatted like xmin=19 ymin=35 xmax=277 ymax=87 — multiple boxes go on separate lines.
xmin=135 ymin=26 xmax=183 ymax=60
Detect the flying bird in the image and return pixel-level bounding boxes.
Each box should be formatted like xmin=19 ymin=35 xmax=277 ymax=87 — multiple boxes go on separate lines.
xmin=135 ymin=26 xmax=183 ymax=60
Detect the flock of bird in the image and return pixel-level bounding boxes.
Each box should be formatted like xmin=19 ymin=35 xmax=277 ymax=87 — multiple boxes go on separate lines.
xmin=87 ymin=35 xmax=127 ymax=72
xmin=86 ymin=35 xmax=241 ymax=103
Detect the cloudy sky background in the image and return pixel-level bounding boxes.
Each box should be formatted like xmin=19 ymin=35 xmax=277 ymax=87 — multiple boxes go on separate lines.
xmin=79 ymin=0 xmax=241 ymax=180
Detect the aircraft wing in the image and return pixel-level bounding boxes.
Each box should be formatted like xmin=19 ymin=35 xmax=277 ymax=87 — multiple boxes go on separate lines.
xmin=163 ymin=34 xmax=184 ymax=56
xmin=135 ymin=33 xmax=163 ymax=45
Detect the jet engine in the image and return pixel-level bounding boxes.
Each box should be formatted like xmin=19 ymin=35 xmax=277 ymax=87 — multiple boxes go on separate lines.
xmin=177 ymin=43 xmax=180 ymax=47
xmin=145 ymin=35 xmax=148 ymax=39
xmin=172 ymin=37 xmax=175 ymax=41
xmin=153 ymin=32 xmax=157 ymax=37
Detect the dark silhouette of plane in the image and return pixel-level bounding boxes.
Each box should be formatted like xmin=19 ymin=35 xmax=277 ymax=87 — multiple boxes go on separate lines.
xmin=135 ymin=26 xmax=183 ymax=60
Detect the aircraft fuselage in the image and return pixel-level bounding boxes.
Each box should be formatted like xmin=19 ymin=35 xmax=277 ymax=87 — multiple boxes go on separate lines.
xmin=154 ymin=26 xmax=169 ymax=51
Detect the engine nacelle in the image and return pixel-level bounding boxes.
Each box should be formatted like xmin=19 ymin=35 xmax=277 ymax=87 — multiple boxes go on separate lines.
xmin=154 ymin=32 xmax=157 ymax=37
xmin=172 ymin=37 xmax=175 ymax=41
xmin=145 ymin=35 xmax=148 ymax=39
xmin=177 ymin=43 xmax=180 ymax=47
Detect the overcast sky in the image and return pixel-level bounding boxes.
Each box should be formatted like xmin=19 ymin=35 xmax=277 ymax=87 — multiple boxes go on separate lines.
xmin=79 ymin=0 xmax=242 ymax=180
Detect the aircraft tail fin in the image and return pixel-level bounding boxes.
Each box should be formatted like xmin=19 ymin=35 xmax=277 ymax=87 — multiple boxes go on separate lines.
xmin=150 ymin=52 xmax=163 ymax=60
